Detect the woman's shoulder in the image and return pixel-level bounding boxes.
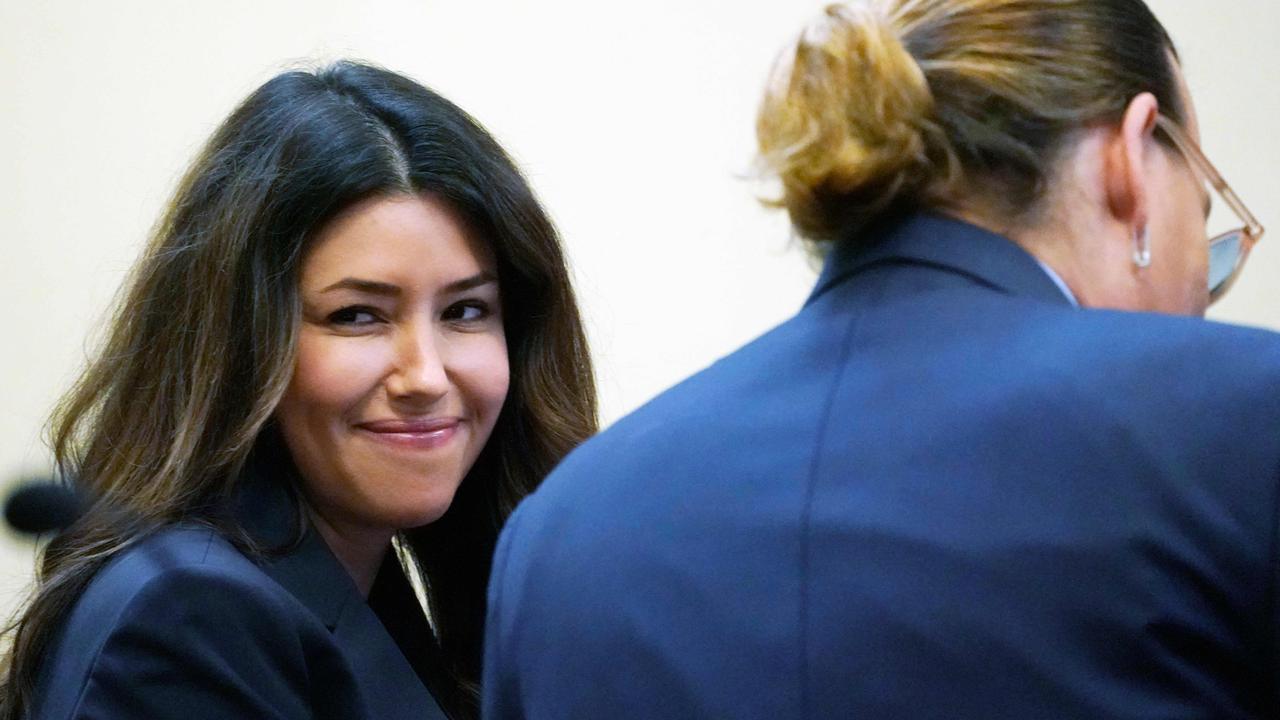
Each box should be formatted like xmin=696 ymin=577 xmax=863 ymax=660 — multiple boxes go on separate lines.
xmin=33 ymin=524 xmax=352 ymax=719
xmin=72 ymin=524 xmax=295 ymax=624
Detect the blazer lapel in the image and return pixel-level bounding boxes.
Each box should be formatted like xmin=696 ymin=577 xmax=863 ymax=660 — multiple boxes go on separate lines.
xmin=329 ymin=591 xmax=450 ymax=720
xmin=234 ymin=470 xmax=448 ymax=720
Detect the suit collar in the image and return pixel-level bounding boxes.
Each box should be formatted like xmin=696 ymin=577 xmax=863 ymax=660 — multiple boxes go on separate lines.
xmin=232 ymin=464 xmax=354 ymax=628
xmin=329 ymin=587 xmax=450 ymax=720
xmin=232 ymin=464 xmax=449 ymax=720
xmin=806 ymin=211 xmax=1076 ymax=308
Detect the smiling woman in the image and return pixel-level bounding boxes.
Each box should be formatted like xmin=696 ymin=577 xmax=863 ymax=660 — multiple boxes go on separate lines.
xmin=0 ymin=62 xmax=596 ymax=720
xmin=280 ymin=195 xmax=512 ymax=595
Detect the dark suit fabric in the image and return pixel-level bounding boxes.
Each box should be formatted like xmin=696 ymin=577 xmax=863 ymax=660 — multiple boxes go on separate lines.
xmin=483 ymin=213 xmax=1280 ymax=719
xmin=29 ymin=474 xmax=448 ymax=720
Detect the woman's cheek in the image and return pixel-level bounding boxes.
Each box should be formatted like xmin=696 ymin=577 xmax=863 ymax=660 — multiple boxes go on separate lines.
xmin=450 ymin=333 xmax=510 ymax=418
xmin=293 ymin=332 xmax=390 ymax=407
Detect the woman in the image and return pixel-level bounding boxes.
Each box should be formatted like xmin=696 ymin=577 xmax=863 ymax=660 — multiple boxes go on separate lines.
xmin=482 ymin=1 xmax=1280 ymax=718
xmin=1 ymin=61 xmax=596 ymax=720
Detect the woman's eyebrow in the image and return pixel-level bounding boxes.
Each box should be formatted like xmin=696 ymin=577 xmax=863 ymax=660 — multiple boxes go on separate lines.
xmin=443 ymin=271 xmax=498 ymax=294
xmin=319 ymin=278 xmax=400 ymax=296
xmin=318 ymin=272 xmax=496 ymax=296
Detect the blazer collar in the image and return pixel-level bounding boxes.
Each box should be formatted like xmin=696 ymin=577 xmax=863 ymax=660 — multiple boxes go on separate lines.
xmin=232 ymin=466 xmax=352 ymax=627
xmin=806 ymin=211 xmax=1076 ymax=307
xmin=232 ymin=467 xmax=448 ymax=720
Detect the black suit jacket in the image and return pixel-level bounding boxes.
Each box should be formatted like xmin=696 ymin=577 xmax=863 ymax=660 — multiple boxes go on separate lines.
xmin=29 ymin=472 xmax=449 ymax=720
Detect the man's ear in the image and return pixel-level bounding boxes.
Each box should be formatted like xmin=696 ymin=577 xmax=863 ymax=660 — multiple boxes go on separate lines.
xmin=1103 ymin=92 xmax=1160 ymax=233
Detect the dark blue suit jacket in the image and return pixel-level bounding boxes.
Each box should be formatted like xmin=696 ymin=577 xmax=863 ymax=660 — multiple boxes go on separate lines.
xmin=29 ymin=473 xmax=448 ymax=720
xmin=484 ymin=213 xmax=1280 ymax=719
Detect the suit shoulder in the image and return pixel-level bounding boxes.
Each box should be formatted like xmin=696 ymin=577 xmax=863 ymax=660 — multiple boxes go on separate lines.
xmin=80 ymin=525 xmax=292 ymax=621
xmin=52 ymin=527 xmax=314 ymax=670
xmin=34 ymin=526 xmax=323 ymax=719
xmin=67 ymin=528 xmax=306 ymax=659
xmin=1083 ymin=308 xmax=1280 ymax=350
xmin=1060 ymin=311 xmax=1280 ymax=391
xmin=567 ymin=304 xmax=850 ymax=465
xmin=96 ymin=543 xmax=317 ymax=663
xmin=521 ymin=304 xmax=857 ymax=536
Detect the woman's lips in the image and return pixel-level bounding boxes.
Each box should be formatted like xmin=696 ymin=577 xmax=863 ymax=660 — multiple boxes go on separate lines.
xmin=355 ymin=418 xmax=461 ymax=450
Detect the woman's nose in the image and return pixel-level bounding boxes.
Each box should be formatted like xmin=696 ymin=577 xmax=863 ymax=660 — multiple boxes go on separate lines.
xmin=386 ymin=324 xmax=449 ymax=402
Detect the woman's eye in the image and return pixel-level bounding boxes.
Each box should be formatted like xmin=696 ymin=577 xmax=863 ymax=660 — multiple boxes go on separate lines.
xmin=444 ymin=301 xmax=490 ymax=323
xmin=327 ymin=306 xmax=381 ymax=326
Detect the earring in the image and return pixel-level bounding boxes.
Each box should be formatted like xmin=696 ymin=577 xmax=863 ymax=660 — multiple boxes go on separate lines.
xmin=1132 ymin=227 xmax=1151 ymax=268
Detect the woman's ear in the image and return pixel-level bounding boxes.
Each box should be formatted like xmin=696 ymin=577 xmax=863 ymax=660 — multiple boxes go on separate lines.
xmin=1103 ymin=92 xmax=1161 ymax=236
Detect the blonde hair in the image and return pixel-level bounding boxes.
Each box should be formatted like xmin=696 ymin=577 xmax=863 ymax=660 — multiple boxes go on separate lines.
xmin=758 ymin=0 xmax=1183 ymax=243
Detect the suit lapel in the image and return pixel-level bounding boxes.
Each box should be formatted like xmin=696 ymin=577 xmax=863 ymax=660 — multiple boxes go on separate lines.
xmin=329 ymin=592 xmax=450 ymax=720
xmin=234 ymin=469 xmax=449 ymax=720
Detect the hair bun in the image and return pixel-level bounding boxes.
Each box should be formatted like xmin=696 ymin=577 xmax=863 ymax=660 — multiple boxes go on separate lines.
xmin=757 ymin=1 xmax=941 ymax=242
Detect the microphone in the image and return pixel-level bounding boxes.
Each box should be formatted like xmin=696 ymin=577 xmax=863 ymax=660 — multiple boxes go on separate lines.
xmin=4 ymin=480 xmax=82 ymax=535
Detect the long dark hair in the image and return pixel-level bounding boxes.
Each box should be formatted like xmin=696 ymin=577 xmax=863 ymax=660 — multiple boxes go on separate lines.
xmin=0 ymin=60 xmax=596 ymax=720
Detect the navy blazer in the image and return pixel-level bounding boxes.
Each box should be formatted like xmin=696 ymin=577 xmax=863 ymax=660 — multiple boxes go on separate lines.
xmin=484 ymin=213 xmax=1280 ymax=719
xmin=29 ymin=472 xmax=449 ymax=720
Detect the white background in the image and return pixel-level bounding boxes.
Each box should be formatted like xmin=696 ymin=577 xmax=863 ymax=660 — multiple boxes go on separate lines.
xmin=1 ymin=0 xmax=1277 ymax=614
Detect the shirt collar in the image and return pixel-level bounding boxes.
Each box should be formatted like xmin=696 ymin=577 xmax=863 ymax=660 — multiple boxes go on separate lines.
xmin=1033 ymin=258 xmax=1080 ymax=306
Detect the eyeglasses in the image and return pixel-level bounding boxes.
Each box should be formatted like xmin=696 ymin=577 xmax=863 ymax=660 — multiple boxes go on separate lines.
xmin=1154 ymin=115 xmax=1265 ymax=304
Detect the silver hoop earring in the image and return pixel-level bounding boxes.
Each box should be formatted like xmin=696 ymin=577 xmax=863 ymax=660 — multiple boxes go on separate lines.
xmin=1133 ymin=227 xmax=1152 ymax=268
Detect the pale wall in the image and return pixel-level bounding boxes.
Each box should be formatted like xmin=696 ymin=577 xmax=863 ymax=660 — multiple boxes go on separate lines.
xmin=1 ymin=0 xmax=1276 ymax=614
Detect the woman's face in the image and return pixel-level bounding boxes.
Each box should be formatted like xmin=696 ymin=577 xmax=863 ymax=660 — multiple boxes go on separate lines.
xmin=277 ymin=193 xmax=509 ymax=544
